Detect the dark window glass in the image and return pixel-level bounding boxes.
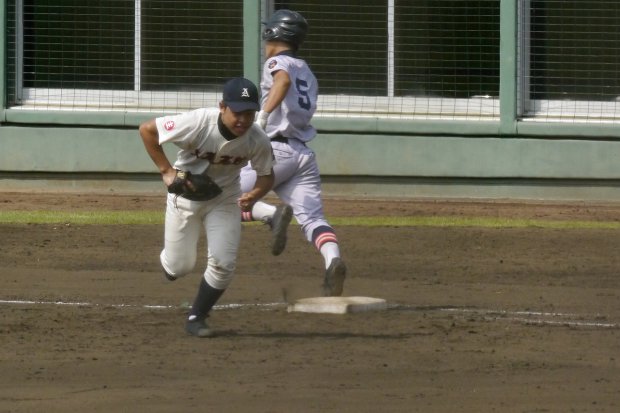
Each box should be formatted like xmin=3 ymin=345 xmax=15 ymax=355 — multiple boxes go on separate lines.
xmin=141 ymin=0 xmax=243 ymax=91
xmin=17 ymin=0 xmax=243 ymax=93
xmin=276 ymin=1 xmax=388 ymax=96
xmin=22 ymin=0 xmax=134 ymax=89
xmin=530 ymin=0 xmax=620 ymax=101
xmin=395 ymin=1 xmax=500 ymax=98
xmin=275 ymin=1 xmax=499 ymax=99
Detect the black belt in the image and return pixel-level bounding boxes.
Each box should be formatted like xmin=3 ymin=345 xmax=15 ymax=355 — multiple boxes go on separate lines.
xmin=271 ymin=135 xmax=288 ymax=143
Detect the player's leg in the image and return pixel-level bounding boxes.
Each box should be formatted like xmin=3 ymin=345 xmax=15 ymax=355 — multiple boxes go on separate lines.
xmin=185 ymin=195 xmax=241 ymax=337
xmin=160 ymin=194 xmax=202 ymax=280
xmin=274 ymin=143 xmax=347 ymax=296
xmin=240 ymin=147 xmax=295 ymax=256
xmin=240 ymin=163 xmax=279 ymax=222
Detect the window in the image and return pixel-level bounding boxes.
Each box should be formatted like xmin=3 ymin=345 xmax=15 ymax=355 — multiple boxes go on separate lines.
xmin=277 ymin=0 xmax=500 ymax=120
xmin=7 ymin=0 xmax=243 ymax=111
xmin=521 ymin=0 xmax=620 ymax=122
xmin=8 ymin=1 xmax=617 ymax=125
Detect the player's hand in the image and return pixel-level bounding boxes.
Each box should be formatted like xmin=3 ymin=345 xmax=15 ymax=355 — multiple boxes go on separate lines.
xmin=255 ymin=110 xmax=270 ymax=130
xmin=237 ymin=193 xmax=255 ymax=211
xmin=162 ymin=168 xmax=177 ymax=187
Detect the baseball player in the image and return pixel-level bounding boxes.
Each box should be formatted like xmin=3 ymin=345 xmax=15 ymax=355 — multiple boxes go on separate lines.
xmin=139 ymin=77 xmax=276 ymax=338
xmin=240 ymin=9 xmax=347 ymax=296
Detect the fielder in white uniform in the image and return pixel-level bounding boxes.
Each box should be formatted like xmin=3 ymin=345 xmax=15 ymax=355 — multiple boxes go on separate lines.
xmin=240 ymin=9 xmax=347 ymax=296
xmin=139 ymin=77 xmax=275 ymax=337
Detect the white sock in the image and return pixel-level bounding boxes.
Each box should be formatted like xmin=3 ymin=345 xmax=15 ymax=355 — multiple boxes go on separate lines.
xmin=251 ymin=201 xmax=276 ymax=222
xmin=320 ymin=242 xmax=340 ymax=269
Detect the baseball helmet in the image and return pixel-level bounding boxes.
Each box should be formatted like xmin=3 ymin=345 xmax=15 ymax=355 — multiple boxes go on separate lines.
xmin=262 ymin=9 xmax=308 ymax=48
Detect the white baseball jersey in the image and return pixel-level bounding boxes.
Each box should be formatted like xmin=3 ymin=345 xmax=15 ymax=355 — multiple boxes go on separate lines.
xmin=155 ymin=108 xmax=274 ymax=191
xmin=262 ymin=52 xmax=318 ymax=143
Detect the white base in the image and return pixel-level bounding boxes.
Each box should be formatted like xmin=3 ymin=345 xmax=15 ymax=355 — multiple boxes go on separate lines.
xmin=287 ymin=296 xmax=388 ymax=314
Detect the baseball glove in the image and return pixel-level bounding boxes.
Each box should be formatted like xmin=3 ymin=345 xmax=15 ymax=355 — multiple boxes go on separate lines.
xmin=167 ymin=169 xmax=222 ymax=201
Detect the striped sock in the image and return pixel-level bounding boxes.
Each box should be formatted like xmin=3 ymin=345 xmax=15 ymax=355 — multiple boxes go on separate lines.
xmin=312 ymin=226 xmax=341 ymax=268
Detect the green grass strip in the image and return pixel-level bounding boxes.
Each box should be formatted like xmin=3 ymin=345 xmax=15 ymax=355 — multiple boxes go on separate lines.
xmin=328 ymin=216 xmax=620 ymax=229
xmin=0 ymin=210 xmax=619 ymax=229
xmin=0 ymin=210 xmax=163 ymax=225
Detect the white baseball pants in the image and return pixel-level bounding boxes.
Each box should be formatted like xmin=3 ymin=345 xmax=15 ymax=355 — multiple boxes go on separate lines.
xmin=240 ymin=138 xmax=331 ymax=242
xmin=159 ymin=192 xmax=241 ymax=290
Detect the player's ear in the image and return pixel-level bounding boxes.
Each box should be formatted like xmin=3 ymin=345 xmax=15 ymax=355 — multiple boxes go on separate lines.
xmin=219 ymin=101 xmax=226 ymax=113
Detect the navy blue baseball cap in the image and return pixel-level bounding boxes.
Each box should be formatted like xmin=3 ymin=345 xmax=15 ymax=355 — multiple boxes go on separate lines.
xmin=223 ymin=77 xmax=260 ymax=112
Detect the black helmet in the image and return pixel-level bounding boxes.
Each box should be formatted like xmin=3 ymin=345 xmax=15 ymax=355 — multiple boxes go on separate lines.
xmin=262 ymin=9 xmax=308 ymax=48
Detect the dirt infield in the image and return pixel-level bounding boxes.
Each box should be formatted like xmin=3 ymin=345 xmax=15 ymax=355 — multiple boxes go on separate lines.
xmin=1 ymin=193 xmax=619 ymax=412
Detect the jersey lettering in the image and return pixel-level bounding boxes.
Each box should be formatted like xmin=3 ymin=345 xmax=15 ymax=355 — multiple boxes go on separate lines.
xmin=194 ymin=150 xmax=246 ymax=165
xmin=295 ymin=78 xmax=312 ymax=110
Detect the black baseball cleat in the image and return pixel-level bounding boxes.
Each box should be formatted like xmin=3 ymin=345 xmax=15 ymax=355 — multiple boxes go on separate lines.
xmin=185 ymin=318 xmax=215 ymax=338
xmin=270 ymin=204 xmax=293 ymax=256
xmin=322 ymin=257 xmax=347 ymax=296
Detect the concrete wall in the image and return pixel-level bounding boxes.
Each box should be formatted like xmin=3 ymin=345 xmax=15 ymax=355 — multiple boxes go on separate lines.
xmin=2 ymin=124 xmax=620 ymax=201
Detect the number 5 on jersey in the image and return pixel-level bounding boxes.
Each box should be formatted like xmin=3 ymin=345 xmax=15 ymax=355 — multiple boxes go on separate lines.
xmin=296 ymin=78 xmax=312 ymax=110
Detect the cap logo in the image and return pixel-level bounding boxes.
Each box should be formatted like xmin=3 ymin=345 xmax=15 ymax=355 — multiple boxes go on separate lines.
xmin=241 ymin=88 xmax=250 ymax=98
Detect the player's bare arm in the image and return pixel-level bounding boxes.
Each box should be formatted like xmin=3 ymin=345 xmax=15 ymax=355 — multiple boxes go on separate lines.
xmin=138 ymin=119 xmax=176 ymax=186
xmin=238 ymin=171 xmax=275 ymax=211
xmin=256 ymin=70 xmax=291 ymax=129
xmin=263 ymin=70 xmax=291 ymax=113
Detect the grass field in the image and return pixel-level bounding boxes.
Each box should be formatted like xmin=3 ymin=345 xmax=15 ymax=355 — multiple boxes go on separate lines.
xmin=1 ymin=209 xmax=619 ymax=229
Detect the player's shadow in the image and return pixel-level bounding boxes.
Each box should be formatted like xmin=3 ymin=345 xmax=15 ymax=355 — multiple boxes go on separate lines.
xmin=212 ymin=330 xmax=425 ymax=339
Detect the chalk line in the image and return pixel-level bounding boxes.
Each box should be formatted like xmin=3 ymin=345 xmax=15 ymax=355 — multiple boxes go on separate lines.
xmin=0 ymin=298 xmax=285 ymax=311
xmin=440 ymin=307 xmax=619 ymax=329
xmin=1 ymin=298 xmax=617 ymax=329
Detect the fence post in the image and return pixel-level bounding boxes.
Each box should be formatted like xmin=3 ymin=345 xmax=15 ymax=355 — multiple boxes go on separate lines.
xmin=499 ymin=0 xmax=518 ymax=135
xmin=243 ymin=0 xmax=262 ymax=86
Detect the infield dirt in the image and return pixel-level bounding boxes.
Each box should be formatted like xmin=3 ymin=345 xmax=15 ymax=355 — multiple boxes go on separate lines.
xmin=1 ymin=193 xmax=619 ymax=412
